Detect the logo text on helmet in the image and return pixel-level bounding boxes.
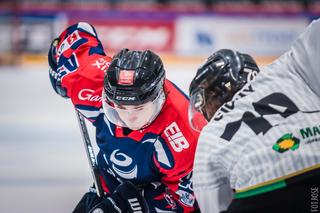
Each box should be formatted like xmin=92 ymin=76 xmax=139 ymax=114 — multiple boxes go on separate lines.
xmin=164 ymin=122 xmax=189 ymax=152
xmin=118 ymin=70 xmax=135 ymax=85
xmin=244 ymin=68 xmax=258 ymax=82
xmin=115 ymin=96 xmax=136 ymax=101
xmin=78 ymin=89 xmax=102 ymax=102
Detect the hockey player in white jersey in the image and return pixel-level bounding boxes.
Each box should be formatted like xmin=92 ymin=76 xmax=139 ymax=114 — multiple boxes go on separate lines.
xmin=188 ymin=18 xmax=320 ymax=213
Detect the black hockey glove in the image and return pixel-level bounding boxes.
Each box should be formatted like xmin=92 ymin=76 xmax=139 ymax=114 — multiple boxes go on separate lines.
xmin=73 ymin=189 xmax=103 ymax=213
xmin=48 ymin=37 xmax=68 ymax=98
xmin=89 ymin=181 xmax=149 ymax=213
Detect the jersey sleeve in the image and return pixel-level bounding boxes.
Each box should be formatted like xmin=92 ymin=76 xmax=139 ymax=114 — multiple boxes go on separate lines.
xmin=192 ymin=126 xmax=234 ymax=212
xmin=152 ymin=81 xmax=200 ymax=212
xmin=193 ymin=181 xmax=233 ymax=213
xmin=290 ymin=18 xmax=320 ymax=97
xmin=54 ymin=22 xmax=112 ymax=123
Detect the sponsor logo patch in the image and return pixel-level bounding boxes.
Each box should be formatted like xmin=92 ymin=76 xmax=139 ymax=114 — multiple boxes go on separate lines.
xmin=273 ymin=124 xmax=320 ymax=153
xmin=78 ymin=89 xmax=102 ymax=102
xmin=92 ymin=58 xmax=110 ymax=72
xmin=272 ymin=133 xmax=300 ymax=153
xmin=164 ymin=122 xmax=189 ymax=152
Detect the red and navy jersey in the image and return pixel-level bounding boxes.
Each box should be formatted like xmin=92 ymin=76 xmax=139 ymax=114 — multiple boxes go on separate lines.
xmin=54 ymin=22 xmax=199 ymax=212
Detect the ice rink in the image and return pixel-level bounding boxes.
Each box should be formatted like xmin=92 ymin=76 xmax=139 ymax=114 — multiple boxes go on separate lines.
xmin=0 ymin=63 xmax=198 ymax=213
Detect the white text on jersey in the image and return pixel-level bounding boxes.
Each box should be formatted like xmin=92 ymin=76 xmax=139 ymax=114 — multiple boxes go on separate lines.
xmin=164 ymin=122 xmax=189 ymax=152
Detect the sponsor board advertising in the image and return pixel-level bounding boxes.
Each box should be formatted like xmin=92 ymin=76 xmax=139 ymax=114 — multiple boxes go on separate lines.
xmin=88 ymin=20 xmax=175 ymax=54
xmin=175 ymin=16 xmax=309 ymax=56
xmin=0 ymin=12 xmax=311 ymax=60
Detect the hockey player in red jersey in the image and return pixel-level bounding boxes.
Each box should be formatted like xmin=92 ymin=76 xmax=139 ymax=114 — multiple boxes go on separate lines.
xmin=48 ymin=22 xmax=200 ymax=213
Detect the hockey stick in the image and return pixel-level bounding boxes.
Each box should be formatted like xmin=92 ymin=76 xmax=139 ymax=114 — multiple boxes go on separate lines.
xmin=75 ymin=109 xmax=104 ymax=198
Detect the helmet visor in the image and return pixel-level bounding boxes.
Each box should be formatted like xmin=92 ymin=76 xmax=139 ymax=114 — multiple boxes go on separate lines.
xmin=102 ymin=89 xmax=165 ymax=130
xmin=188 ymin=88 xmax=208 ymax=132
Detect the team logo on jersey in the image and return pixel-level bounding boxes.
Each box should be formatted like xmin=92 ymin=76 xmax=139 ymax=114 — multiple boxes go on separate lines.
xmin=272 ymin=133 xmax=300 ymax=153
xmin=110 ymin=149 xmax=138 ymax=179
xmin=176 ymin=172 xmax=195 ymax=207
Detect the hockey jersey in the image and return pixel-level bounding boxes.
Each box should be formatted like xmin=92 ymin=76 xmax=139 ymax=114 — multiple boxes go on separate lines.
xmin=193 ymin=19 xmax=320 ymax=212
xmin=53 ymin=22 xmax=199 ymax=212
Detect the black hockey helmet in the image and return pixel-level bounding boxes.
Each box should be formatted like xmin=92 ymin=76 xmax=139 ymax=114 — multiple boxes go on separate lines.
xmin=104 ymin=48 xmax=165 ymax=106
xmin=188 ymin=49 xmax=260 ymax=131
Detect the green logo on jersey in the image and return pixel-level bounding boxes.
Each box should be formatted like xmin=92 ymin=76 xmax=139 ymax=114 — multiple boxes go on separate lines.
xmin=272 ymin=133 xmax=300 ymax=153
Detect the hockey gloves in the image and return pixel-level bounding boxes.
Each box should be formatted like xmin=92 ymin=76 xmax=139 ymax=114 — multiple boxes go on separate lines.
xmin=73 ymin=181 xmax=149 ymax=213
xmin=90 ymin=181 xmax=149 ymax=213
xmin=73 ymin=190 xmax=103 ymax=213
xmin=48 ymin=38 xmax=68 ymax=98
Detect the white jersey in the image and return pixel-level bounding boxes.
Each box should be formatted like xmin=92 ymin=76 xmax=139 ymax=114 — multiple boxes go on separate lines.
xmin=193 ymin=18 xmax=320 ymax=213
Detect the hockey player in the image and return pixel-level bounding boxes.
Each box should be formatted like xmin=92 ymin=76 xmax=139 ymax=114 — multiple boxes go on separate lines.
xmin=48 ymin=22 xmax=200 ymax=212
xmin=188 ymin=19 xmax=320 ymax=213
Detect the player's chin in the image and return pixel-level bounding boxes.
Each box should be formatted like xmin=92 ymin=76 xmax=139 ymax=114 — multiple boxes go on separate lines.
xmin=126 ymin=122 xmax=148 ymax=131
xmin=125 ymin=123 xmax=141 ymax=131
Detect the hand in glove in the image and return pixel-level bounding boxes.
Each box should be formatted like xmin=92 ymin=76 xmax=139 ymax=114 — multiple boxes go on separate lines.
xmin=89 ymin=181 xmax=149 ymax=213
xmin=73 ymin=182 xmax=149 ymax=213
xmin=73 ymin=187 xmax=103 ymax=213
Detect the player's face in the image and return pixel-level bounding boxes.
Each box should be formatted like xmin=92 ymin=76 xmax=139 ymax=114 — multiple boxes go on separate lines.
xmin=115 ymin=102 xmax=156 ymax=130
xmin=189 ymin=88 xmax=208 ymax=132
xmin=188 ymin=88 xmax=222 ymax=132
xmin=202 ymin=90 xmax=222 ymax=120
xmin=102 ymin=89 xmax=165 ymax=130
